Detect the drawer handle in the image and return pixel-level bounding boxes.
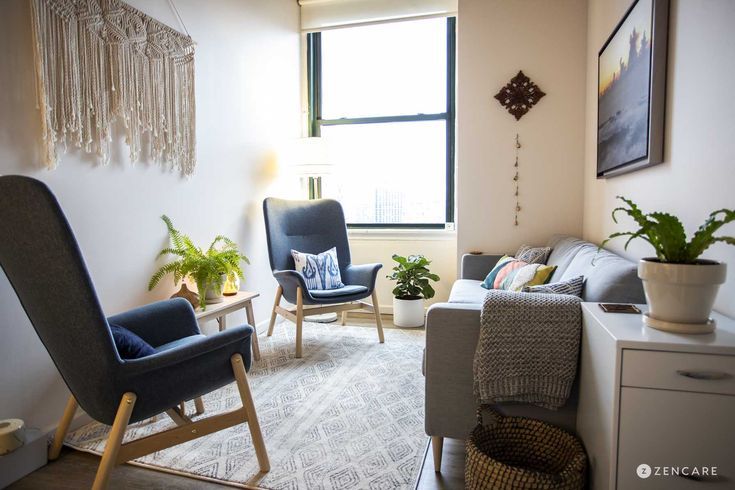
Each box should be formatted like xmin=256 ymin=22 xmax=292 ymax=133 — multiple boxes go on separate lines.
xmin=676 ymin=370 xmax=732 ymax=381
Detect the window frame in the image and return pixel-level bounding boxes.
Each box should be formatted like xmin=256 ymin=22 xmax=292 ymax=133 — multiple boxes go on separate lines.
xmin=307 ymin=17 xmax=456 ymax=229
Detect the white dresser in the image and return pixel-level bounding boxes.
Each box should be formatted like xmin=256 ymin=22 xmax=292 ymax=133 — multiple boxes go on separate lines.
xmin=577 ymin=303 xmax=735 ymax=489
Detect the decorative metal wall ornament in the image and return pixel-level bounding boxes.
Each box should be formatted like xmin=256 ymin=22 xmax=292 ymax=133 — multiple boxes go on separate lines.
xmin=494 ymin=71 xmax=545 ymax=121
xmin=30 ymin=0 xmax=197 ymax=175
xmin=514 ymin=133 xmax=521 ymax=226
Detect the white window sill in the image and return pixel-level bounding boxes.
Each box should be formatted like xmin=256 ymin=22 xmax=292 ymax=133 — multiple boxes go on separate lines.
xmin=347 ymin=227 xmax=457 ymax=241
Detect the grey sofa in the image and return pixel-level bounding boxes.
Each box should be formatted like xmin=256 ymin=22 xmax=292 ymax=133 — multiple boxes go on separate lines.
xmin=424 ymin=235 xmax=646 ymax=471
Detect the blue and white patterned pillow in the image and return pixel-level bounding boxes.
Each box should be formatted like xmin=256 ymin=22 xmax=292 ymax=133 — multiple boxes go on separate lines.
xmin=291 ymin=247 xmax=344 ymax=290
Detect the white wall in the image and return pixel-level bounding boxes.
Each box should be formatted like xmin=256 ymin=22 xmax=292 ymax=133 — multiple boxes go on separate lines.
xmin=0 ymin=0 xmax=300 ymax=432
xmin=349 ymin=233 xmax=457 ymax=311
xmin=583 ymin=0 xmax=735 ymax=317
xmin=456 ymin=0 xmax=588 ymax=257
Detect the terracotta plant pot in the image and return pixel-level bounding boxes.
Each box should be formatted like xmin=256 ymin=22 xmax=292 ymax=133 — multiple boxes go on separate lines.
xmin=638 ymin=258 xmax=726 ymax=333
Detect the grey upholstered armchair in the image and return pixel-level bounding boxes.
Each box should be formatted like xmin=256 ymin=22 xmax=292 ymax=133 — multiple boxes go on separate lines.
xmin=263 ymin=198 xmax=384 ymax=358
xmin=0 ymin=176 xmax=269 ymax=489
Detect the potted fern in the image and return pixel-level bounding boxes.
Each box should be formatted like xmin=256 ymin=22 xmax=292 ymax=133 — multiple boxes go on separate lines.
xmin=148 ymin=215 xmax=249 ymax=310
xmin=603 ymin=197 xmax=734 ymax=333
xmin=387 ymin=254 xmax=440 ymax=328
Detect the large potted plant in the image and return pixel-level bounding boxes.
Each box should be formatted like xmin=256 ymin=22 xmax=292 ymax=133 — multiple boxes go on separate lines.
xmin=148 ymin=215 xmax=249 ymax=310
xmin=387 ymin=254 xmax=440 ymax=328
xmin=603 ymin=197 xmax=734 ymax=333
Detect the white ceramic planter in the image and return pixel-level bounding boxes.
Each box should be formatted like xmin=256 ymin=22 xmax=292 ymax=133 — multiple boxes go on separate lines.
xmin=393 ymin=297 xmax=425 ymax=328
xmin=204 ymin=274 xmax=227 ymax=304
xmin=638 ymin=259 xmax=726 ymax=333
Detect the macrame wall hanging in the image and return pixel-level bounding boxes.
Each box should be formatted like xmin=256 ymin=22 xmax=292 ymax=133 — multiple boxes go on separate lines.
xmin=30 ymin=0 xmax=197 ymax=175
xmin=494 ymin=70 xmax=545 ymax=226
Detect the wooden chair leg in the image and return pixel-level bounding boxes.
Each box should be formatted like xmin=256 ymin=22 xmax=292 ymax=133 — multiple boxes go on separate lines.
xmin=295 ymin=287 xmax=304 ymax=358
xmin=231 ymin=354 xmax=270 ymax=473
xmin=267 ymin=286 xmax=282 ymax=337
xmin=341 ymin=311 xmax=348 ymax=326
xmin=371 ymin=290 xmax=385 ymax=344
xmin=166 ymin=407 xmax=191 ymax=427
xmin=194 ymin=397 xmax=205 ymax=415
xmin=92 ymin=393 xmax=136 ymax=490
xmin=431 ymin=436 xmax=444 ymax=473
xmin=49 ymin=395 xmax=78 ymax=460
xmin=245 ymin=301 xmax=261 ymax=361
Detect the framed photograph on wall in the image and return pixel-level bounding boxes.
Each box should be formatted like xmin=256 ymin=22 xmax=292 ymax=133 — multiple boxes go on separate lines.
xmin=597 ymin=0 xmax=669 ymax=178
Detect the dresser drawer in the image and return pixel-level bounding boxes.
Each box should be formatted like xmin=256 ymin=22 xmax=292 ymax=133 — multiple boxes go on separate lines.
xmin=622 ymin=350 xmax=735 ymax=395
xmin=617 ymin=388 xmax=735 ymax=489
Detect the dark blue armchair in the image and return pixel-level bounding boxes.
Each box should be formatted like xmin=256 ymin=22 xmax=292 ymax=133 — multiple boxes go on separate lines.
xmin=0 ymin=176 xmax=269 ymax=489
xmin=263 ymin=198 xmax=384 ymax=358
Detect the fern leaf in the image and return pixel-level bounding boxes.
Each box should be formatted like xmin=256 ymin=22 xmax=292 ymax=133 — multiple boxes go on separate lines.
xmin=161 ymin=215 xmax=185 ymax=249
xmin=148 ymin=261 xmax=182 ymax=290
xmin=157 ymin=247 xmax=187 ymax=258
xmin=648 ymin=212 xmax=687 ymax=262
xmin=685 ymin=209 xmax=735 ymax=261
xmin=611 ymin=196 xmax=649 ymax=228
xmin=714 ymin=236 xmax=735 ymax=246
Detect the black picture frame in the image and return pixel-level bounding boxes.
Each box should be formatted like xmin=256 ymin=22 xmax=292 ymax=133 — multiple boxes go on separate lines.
xmin=597 ymin=0 xmax=669 ymax=178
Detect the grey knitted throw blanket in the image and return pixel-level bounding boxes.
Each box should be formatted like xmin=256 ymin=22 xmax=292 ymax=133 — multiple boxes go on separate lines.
xmin=474 ymin=290 xmax=582 ymax=410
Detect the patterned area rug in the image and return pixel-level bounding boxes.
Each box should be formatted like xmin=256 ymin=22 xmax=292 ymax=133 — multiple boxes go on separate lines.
xmin=65 ymin=321 xmax=427 ymax=489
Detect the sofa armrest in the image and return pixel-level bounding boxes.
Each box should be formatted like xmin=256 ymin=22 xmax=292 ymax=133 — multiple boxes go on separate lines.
xmin=461 ymin=254 xmax=505 ymax=280
xmin=424 ymin=302 xmax=482 ymax=439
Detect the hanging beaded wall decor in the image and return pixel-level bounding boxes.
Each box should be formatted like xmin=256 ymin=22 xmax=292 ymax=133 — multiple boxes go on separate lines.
xmin=30 ymin=0 xmax=197 ymax=175
xmin=494 ymin=71 xmax=545 ymax=226
xmin=513 ymin=133 xmax=521 ymax=226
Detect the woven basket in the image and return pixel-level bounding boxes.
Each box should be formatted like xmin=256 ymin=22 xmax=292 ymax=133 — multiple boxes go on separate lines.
xmin=465 ymin=410 xmax=587 ymax=489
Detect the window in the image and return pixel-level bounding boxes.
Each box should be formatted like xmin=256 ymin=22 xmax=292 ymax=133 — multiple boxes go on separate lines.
xmin=308 ymin=17 xmax=456 ymax=228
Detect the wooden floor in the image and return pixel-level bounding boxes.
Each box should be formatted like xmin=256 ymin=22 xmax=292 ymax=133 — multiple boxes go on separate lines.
xmin=416 ymin=438 xmax=467 ymax=490
xmin=9 ymin=448 xmax=226 ymax=490
xmin=12 ymin=317 xmax=467 ymax=489
xmin=12 ymin=439 xmax=466 ymax=490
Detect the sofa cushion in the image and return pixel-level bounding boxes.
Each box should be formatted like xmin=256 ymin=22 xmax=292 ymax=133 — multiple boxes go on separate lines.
xmin=545 ymin=235 xmax=588 ymax=281
xmin=481 ymin=255 xmax=555 ymax=291
xmin=523 ymin=275 xmax=585 ymax=297
xmin=515 ymin=245 xmax=552 ymax=264
xmin=109 ymin=323 xmax=156 ymax=359
xmin=449 ymin=279 xmax=487 ymax=304
xmin=291 ymin=247 xmax=344 ymax=290
xmin=560 ymin=244 xmax=645 ymax=303
xmin=480 ymin=255 xmax=514 ymax=289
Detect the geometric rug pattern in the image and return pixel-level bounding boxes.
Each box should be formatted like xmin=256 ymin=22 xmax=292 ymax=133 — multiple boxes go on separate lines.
xmin=65 ymin=320 xmax=427 ymax=489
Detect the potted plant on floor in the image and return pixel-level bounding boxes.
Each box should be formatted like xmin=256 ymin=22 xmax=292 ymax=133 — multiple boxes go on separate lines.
xmin=148 ymin=215 xmax=249 ymax=311
xmin=602 ymin=197 xmax=734 ymax=333
xmin=387 ymin=254 xmax=440 ymax=328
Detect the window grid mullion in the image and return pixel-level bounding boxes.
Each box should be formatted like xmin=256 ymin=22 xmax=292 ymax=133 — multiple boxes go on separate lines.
xmin=319 ymin=113 xmax=448 ymax=127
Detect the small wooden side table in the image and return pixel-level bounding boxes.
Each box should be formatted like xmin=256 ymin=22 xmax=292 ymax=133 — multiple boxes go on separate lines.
xmin=195 ymin=291 xmax=261 ymax=361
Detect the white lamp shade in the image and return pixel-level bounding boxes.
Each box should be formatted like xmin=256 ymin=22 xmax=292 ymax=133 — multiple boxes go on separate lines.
xmin=285 ymin=137 xmax=333 ymax=176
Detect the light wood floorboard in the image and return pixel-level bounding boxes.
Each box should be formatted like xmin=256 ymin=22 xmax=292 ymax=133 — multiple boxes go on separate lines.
xmin=415 ymin=438 xmax=466 ymax=490
xmin=9 ymin=447 xmax=228 ymax=489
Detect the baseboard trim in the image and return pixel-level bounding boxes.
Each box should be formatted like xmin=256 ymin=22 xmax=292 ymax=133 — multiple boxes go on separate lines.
xmin=42 ymin=409 xmax=93 ymax=439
